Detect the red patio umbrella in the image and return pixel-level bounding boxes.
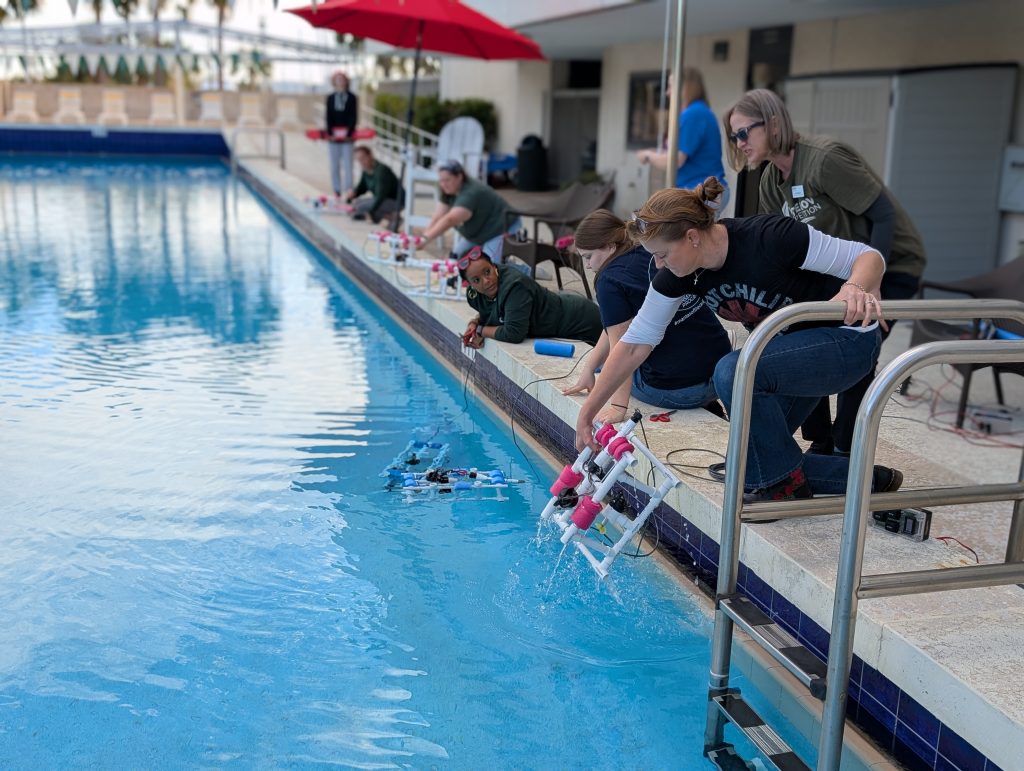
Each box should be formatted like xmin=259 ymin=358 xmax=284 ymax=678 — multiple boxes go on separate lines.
xmin=289 ymin=0 xmax=545 ymax=227
xmin=288 ymin=0 xmax=545 ymax=62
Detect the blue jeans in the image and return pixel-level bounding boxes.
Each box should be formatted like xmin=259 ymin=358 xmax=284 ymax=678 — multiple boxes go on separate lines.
xmin=631 ymin=370 xmax=717 ymax=410
xmin=328 ymin=141 xmax=354 ymax=196
xmin=453 ymin=218 xmax=523 ymax=263
xmin=713 ymin=325 xmax=882 ymax=494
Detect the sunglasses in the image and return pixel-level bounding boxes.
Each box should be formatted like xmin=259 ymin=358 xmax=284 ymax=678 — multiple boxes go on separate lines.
xmin=728 ymin=120 xmax=765 ymax=144
xmin=456 ymin=246 xmax=486 ymax=271
xmin=631 ymin=211 xmax=651 ymax=235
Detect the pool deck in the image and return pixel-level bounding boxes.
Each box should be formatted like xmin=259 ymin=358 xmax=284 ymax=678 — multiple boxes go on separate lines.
xmin=236 ymin=133 xmax=1022 ymax=771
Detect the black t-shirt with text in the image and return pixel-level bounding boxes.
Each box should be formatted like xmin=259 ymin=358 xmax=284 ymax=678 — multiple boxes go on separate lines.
xmin=651 ymin=215 xmax=843 ymax=329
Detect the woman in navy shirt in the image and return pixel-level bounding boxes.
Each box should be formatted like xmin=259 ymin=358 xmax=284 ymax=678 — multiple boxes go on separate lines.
xmin=573 ymin=178 xmax=903 ymax=503
xmin=563 ymin=209 xmax=731 ymax=423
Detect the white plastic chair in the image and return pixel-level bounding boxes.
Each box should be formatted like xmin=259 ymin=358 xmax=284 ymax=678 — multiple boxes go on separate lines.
xmin=236 ymin=92 xmax=265 ymax=127
xmin=274 ymin=97 xmax=302 ymax=131
xmin=97 ymin=89 xmax=129 ymax=126
xmin=7 ymin=89 xmax=39 ymax=123
xmin=53 ymin=87 xmax=86 ymax=124
xmin=403 ymin=116 xmax=487 ymax=232
xmin=197 ymin=92 xmax=225 ymax=126
xmin=149 ymin=92 xmax=176 ymax=126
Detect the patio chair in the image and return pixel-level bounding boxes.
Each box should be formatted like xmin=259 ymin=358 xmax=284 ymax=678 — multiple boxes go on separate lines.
xmin=53 ymin=87 xmax=85 ymax=124
xmin=7 ymin=89 xmax=39 ymax=123
xmin=502 ymin=220 xmax=593 ymax=300
xmin=237 ymin=92 xmax=265 ymax=127
xmin=403 ymin=116 xmax=487 ymax=231
xmin=197 ymin=92 xmax=225 ymax=126
xmin=906 ymin=256 xmax=1024 ymax=427
xmin=274 ymin=97 xmax=302 ymax=131
xmin=149 ymin=92 xmax=177 ymax=126
xmin=97 ymin=89 xmax=129 ymax=126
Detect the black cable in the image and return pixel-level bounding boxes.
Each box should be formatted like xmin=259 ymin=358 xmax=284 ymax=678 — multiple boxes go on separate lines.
xmin=509 ymin=345 xmax=594 ymax=482
xmin=461 ymin=353 xmax=474 ymax=413
xmin=664 ymin=447 xmax=727 ymax=484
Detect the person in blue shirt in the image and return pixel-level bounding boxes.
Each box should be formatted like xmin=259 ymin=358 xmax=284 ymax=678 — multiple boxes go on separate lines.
xmin=639 ymin=68 xmax=729 ymax=208
xmin=562 ymin=209 xmax=731 ymax=423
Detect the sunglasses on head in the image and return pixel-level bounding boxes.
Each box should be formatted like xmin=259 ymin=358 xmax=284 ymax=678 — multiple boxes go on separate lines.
xmin=728 ymin=120 xmax=765 ymax=144
xmin=631 ymin=210 xmax=651 ymax=235
xmin=457 ymin=246 xmax=486 ymax=271
xmin=438 ymin=160 xmax=464 ymax=175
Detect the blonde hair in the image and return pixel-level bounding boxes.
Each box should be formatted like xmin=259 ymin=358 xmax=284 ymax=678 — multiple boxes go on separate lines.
xmin=681 ymin=67 xmax=707 ymax=105
xmin=723 ymin=88 xmax=797 ymax=171
xmin=625 ymin=177 xmax=723 ymax=243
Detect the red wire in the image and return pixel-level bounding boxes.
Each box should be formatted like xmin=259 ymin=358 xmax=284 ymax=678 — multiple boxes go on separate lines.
xmin=935 ymin=536 xmax=980 ymax=563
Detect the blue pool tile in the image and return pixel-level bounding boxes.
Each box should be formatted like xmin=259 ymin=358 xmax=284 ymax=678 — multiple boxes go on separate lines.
xmin=895 ymin=720 xmax=938 ymax=770
xmin=897 ymin=691 xmax=940 ymax=747
xmin=938 ymin=726 xmax=987 ymax=771
xmin=859 ymin=691 xmax=897 ymax=734
xmin=849 ymin=655 xmax=864 ymax=687
xmin=853 ymin=700 xmax=896 ymax=752
xmin=797 ymin=615 xmax=830 ymax=660
xmin=770 ymin=592 xmax=800 ymax=636
xmin=935 ymin=757 xmax=962 ymax=771
xmin=743 ymin=568 xmax=773 ymax=612
xmin=861 ymin=663 xmax=900 ymax=714
xmin=984 ymin=760 xmax=1005 ymax=771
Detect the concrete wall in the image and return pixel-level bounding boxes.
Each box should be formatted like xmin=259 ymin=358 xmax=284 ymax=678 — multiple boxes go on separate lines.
xmin=790 ymin=0 xmax=1024 ymax=263
xmin=440 ymin=59 xmax=552 ymax=154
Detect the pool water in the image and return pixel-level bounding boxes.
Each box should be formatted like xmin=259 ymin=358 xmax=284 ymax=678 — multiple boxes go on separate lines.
xmin=0 ymin=158 xmax=779 ymax=769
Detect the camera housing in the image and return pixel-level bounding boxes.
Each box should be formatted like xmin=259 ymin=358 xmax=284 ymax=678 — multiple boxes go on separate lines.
xmin=871 ymin=507 xmax=932 ymax=541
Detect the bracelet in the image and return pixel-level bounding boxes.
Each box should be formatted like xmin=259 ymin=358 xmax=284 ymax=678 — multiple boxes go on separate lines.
xmin=842 ymin=280 xmax=867 ymax=293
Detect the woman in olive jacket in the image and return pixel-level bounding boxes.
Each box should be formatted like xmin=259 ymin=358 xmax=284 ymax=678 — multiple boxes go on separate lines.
xmin=458 ymin=248 xmax=602 ymax=350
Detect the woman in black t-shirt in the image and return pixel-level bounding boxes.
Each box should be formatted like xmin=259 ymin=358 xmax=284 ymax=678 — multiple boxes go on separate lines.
xmin=572 ymin=178 xmax=903 ymax=503
xmin=562 ymin=209 xmax=731 ymax=423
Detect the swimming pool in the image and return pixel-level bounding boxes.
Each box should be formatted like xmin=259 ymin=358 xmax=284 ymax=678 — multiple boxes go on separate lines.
xmin=0 ymin=158 xmax=800 ymax=769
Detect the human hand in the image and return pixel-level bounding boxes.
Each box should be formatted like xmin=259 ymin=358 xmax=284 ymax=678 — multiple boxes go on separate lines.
xmin=575 ymin=408 xmax=599 ymax=452
xmin=596 ymin=403 xmax=628 ymax=425
xmin=832 ymin=281 xmax=888 ymax=330
xmin=562 ymin=371 xmax=596 ymax=396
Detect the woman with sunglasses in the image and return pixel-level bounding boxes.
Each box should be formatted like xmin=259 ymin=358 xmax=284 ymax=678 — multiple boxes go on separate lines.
xmin=572 ymin=177 xmax=903 ymax=503
xmin=561 ymin=209 xmax=731 ymax=423
xmin=459 ymin=247 xmax=602 ymax=350
xmin=724 ymin=89 xmax=927 ymax=456
xmin=417 ymin=160 xmax=521 ymax=262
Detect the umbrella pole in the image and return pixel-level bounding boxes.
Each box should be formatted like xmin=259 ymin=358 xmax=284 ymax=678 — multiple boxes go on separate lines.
xmin=396 ymin=21 xmax=424 ymax=234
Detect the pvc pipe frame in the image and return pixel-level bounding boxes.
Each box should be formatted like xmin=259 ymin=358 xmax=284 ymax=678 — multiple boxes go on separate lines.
xmin=702 ymin=298 xmax=1024 ymax=768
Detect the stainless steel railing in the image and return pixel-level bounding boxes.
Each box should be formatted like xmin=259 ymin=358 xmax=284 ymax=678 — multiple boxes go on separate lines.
xmin=703 ymin=298 xmax=1024 ymax=771
xmin=229 ymin=126 xmax=286 ymax=173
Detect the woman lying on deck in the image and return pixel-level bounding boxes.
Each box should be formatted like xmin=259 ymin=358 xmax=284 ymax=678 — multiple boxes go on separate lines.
xmin=459 ymin=247 xmax=603 ymax=350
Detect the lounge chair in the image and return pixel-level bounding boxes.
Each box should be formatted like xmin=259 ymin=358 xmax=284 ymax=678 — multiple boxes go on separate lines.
xmin=53 ymin=87 xmax=85 ymax=124
xmin=197 ymin=92 xmax=225 ymax=126
xmin=7 ymin=89 xmax=39 ymax=123
xmin=97 ymin=89 xmax=129 ymax=126
xmin=149 ymin=92 xmax=177 ymax=126
xmin=274 ymin=97 xmax=302 ymax=131
xmin=237 ymin=92 xmax=265 ymax=127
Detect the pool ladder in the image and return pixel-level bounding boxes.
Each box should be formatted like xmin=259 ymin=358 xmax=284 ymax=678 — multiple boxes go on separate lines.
xmin=703 ymin=299 xmax=1024 ymax=771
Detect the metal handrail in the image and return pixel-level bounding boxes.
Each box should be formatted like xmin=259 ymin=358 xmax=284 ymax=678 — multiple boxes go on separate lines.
xmin=704 ymin=298 xmax=1024 ymax=770
xmin=817 ymin=336 xmax=1024 ymax=769
xmin=229 ymin=126 xmax=286 ymax=173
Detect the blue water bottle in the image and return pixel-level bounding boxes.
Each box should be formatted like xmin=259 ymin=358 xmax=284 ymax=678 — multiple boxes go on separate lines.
xmin=534 ymin=340 xmax=575 ymax=358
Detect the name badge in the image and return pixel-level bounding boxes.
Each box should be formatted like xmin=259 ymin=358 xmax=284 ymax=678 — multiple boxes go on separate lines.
xmin=791 ymin=185 xmax=805 ymax=199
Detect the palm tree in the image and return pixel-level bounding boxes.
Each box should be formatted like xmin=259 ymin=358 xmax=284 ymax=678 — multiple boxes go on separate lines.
xmin=206 ymin=0 xmax=230 ymax=90
xmin=90 ymin=0 xmax=102 ymax=23
xmin=0 ymin=0 xmax=44 ymax=81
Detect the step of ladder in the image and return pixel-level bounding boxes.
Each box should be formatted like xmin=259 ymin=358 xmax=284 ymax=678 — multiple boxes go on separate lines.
xmin=720 ymin=595 xmax=827 ymax=699
xmin=706 ymin=744 xmax=756 ymax=771
xmin=711 ymin=692 xmax=810 ymax=771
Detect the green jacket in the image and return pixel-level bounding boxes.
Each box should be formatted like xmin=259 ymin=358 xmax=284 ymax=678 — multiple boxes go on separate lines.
xmin=352 ymin=160 xmax=400 ymax=218
xmin=467 ymin=265 xmax=603 ymax=346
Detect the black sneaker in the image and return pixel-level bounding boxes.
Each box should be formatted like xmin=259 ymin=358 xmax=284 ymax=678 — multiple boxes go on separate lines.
xmin=743 ymin=467 xmax=813 ymax=504
xmin=807 ymin=438 xmax=834 ymax=456
xmin=873 ymin=466 xmax=904 ymax=493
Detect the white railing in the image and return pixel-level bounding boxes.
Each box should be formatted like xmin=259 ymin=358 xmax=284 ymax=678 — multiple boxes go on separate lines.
xmin=361 ymin=105 xmax=439 ymax=170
